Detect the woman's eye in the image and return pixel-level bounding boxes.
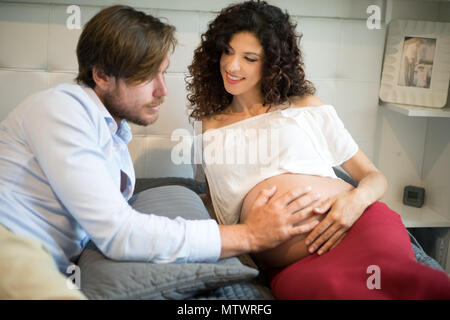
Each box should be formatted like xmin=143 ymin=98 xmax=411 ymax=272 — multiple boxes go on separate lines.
xmin=224 ymin=48 xmax=232 ymax=55
xmin=245 ymin=57 xmax=257 ymax=62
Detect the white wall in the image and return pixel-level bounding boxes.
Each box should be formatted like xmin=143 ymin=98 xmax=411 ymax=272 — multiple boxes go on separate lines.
xmin=0 ymin=0 xmax=387 ymax=179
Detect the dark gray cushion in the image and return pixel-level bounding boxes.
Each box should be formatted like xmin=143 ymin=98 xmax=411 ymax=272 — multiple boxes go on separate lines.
xmin=190 ymin=281 xmax=274 ymax=300
xmin=78 ymin=242 xmax=258 ymax=300
xmin=333 ymin=167 xmax=357 ymax=187
xmin=78 ymin=185 xmax=258 ymax=300
xmin=134 ymin=177 xmax=206 ymax=195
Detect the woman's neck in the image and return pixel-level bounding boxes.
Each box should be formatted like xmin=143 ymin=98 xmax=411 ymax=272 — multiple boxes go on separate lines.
xmin=229 ymin=91 xmax=264 ymax=115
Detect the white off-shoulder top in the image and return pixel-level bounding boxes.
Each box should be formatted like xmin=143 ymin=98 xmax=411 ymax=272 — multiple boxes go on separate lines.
xmin=198 ymin=105 xmax=358 ymax=225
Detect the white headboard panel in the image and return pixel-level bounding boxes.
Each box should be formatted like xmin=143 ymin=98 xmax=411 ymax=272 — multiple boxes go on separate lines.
xmin=0 ymin=0 xmax=387 ymax=179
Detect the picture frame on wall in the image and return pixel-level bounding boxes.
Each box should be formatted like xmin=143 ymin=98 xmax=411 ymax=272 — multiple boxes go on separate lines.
xmin=379 ymin=20 xmax=450 ymax=108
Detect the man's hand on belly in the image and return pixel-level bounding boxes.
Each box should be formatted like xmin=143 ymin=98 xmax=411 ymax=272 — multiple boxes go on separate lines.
xmin=243 ymin=185 xmax=322 ymax=253
xmin=219 ymin=185 xmax=322 ymax=258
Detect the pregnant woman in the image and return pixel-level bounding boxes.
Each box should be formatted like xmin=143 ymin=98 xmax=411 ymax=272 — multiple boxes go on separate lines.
xmin=186 ymin=0 xmax=450 ymax=299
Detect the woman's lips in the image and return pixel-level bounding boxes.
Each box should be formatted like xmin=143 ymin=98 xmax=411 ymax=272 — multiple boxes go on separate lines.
xmin=225 ymin=72 xmax=245 ymax=84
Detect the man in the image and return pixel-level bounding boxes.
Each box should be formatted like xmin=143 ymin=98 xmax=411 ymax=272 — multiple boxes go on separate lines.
xmin=0 ymin=6 xmax=320 ymax=299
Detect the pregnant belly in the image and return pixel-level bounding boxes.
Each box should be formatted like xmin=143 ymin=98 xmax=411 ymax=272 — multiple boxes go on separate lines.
xmin=240 ymin=173 xmax=354 ymax=267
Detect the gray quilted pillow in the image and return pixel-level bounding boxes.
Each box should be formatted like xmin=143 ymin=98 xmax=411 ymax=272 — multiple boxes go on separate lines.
xmin=77 ymin=185 xmax=259 ymax=300
xmin=78 ymin=242 xmax=258 ymax=300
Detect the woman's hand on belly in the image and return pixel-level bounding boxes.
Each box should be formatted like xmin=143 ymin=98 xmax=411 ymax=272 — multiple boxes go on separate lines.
xmin=305 ymin=190 xmax=368 ymax=255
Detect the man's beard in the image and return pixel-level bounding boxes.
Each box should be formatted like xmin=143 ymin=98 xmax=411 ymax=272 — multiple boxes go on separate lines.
xmin=103 ymin=91 xmax=164 ymax=126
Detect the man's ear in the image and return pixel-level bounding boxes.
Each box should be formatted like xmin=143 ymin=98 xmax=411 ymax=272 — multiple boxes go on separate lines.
xmin=92 ymin=66 xmax=113 ymax=92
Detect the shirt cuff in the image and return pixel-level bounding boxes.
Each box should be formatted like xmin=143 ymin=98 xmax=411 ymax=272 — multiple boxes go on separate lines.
xmin=183 ymin=218 xmax=221 ymax=263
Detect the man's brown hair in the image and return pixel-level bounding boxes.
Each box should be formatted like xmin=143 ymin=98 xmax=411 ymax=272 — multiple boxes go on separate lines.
xmin=76 ymin=5 xmax=176 ymax=88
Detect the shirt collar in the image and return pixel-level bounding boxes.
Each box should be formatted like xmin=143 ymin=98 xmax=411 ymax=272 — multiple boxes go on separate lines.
xmin=83 ymin=87 xmax=132 ymax=144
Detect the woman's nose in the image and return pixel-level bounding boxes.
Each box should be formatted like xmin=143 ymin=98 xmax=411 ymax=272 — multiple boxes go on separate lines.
xmin=226 ymin=55 xmax=240 ymax=73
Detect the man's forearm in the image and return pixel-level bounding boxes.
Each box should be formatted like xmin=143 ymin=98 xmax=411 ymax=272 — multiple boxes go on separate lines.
xmin=218 ymin=224 xmax=252 ymax=259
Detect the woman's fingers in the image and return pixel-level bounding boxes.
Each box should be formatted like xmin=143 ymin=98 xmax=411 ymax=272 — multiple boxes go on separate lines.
xmin=316 ymin=229 xmax=347 ymax=255
xmin=313 ymin=197 xmax=334 ymax=215
xmin=305 ymin=197 xmax=337 ymax=245
xmin=305 ymin=214 xmax=332 ymax=246
xmin=308 ymin=223 xmax=341 ymax=254
xmin=329 ymin=231 xmax=347 ymax=251
xmin=291 ymin=218 xmax=320 ymax=235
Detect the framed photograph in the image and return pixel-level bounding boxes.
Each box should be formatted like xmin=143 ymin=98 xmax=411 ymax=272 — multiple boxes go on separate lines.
xmin=379 ymin=20 xmax=450 ymax=108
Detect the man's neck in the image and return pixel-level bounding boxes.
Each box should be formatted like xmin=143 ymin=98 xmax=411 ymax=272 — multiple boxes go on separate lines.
xmin=93 ymin=86 xmax=122 ymax=128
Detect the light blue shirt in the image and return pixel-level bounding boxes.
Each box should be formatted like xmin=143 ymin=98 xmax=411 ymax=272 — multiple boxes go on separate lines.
xmin=0 ymin=83 xmax=221 ymax=272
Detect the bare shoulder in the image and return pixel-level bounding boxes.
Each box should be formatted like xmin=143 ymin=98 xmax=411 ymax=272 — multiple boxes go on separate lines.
xmin=290 ymin=95 xmax=325 ymax=108
xmin=200 ymin=108 xmax=242 ymax=132
xmin=200 ymin=116 xmax=217 ymax=133
xmin=200 ymin=114 xmax=228 ymax=132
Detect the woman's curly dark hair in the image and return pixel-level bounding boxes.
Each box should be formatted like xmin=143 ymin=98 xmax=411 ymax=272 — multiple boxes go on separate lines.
xmin=186 ymin=0 xmax=315 ymax=121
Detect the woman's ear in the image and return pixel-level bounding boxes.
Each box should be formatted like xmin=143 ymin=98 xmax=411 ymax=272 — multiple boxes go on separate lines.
xmin=92 ymin=66 xmax=113 ymax=92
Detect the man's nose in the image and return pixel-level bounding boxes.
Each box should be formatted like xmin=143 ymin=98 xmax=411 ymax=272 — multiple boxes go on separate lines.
xmin=153 ymin=74 xmax=168 ymax=97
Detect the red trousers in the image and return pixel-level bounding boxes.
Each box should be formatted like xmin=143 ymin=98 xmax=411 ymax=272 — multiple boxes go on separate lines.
xmin=269 ymin=202 xmax=450 ymax=299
